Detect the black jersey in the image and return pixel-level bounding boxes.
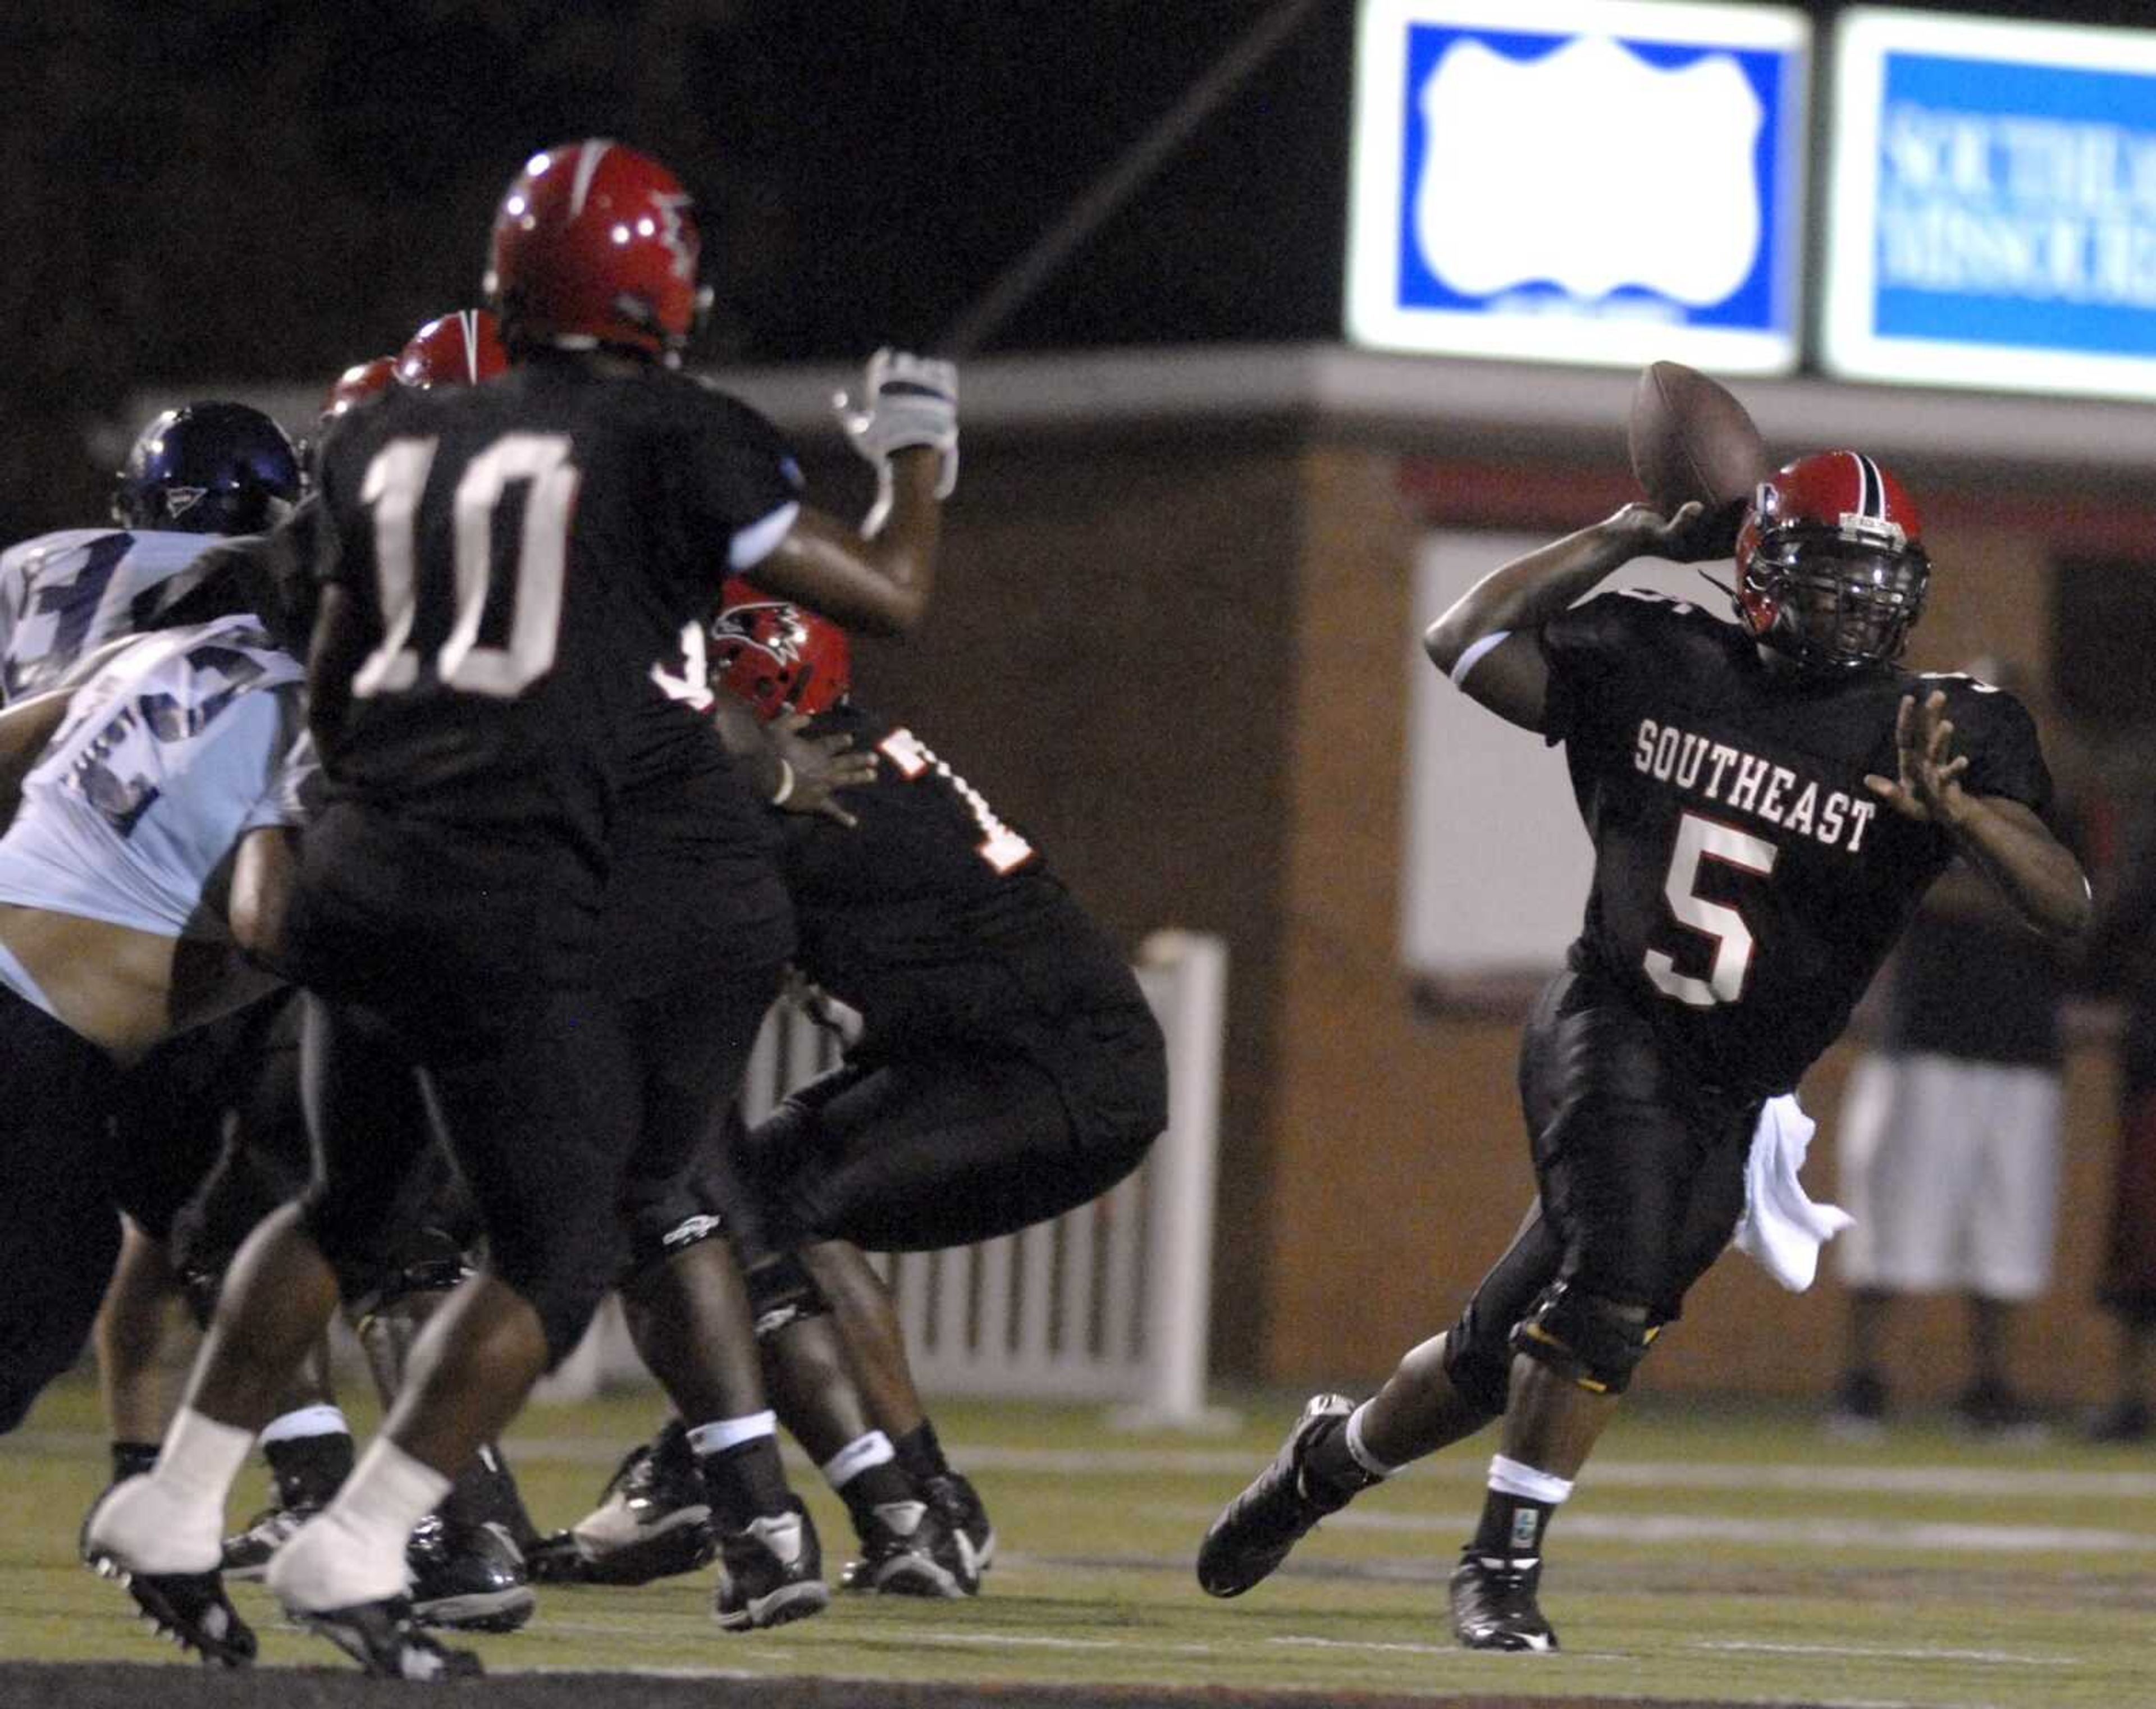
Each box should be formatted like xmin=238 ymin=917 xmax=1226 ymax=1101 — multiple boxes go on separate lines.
xmin=781 ymin=702 xmax=1144 ymax=1046
xmin=1538 ymin=590 xmax=2053 ymax=1098
xmin=601 ymin=654 xmax=793 ymax=994
xmin=310 ymin=357 xmax=801 ymax=876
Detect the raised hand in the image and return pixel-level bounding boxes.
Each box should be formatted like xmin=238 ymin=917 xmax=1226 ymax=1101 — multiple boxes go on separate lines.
xmin=769 ymin=710 xmax=877 ymax=828
xmin=1864 ymin=690 xmax=1971 ymax=825
xmin=833 ymin=348 xmax=959 ymax=498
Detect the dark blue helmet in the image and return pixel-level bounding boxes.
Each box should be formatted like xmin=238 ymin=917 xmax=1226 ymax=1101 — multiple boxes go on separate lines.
xmin=112 ymin=401 xmax=305 ymax=536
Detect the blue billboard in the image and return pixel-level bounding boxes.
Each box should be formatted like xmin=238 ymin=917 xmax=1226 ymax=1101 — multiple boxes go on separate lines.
xmin=1347 ymin=0 xmax=1810 ymax=373
xmin=1826 ymin=9 xmax=2156 ymax=398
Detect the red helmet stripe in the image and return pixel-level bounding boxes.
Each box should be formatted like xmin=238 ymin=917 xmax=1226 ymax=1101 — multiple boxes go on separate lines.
xmin=568 ymin=139 xmax=613 ymax=219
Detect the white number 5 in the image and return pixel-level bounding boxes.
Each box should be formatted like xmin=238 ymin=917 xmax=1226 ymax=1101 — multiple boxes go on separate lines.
xmin=1643 ymin=811 xmax=1778 ymax=1008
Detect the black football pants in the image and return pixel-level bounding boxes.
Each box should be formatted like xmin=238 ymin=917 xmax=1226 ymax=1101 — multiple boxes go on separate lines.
xmin=1442 ymin=968 xmax=1756 ymax=1415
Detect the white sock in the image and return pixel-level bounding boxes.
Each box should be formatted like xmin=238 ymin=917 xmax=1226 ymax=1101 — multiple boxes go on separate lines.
xmin=686 ymin=1411 xmax=776 ymax=1457
xmin=84 ymin=1407 xmax=253 ymax=1573
xmin=1343 ymin=1403 xmax=1400 ymax=1480
xmin=1488 ymin=1454 xmax=1574 ymax=1505
xmin=259 ymin=1403 xmax=350 ymax=1447
xmin=154 ymin=1407 xmax=257 ymax=1509
xmin=266 ymin=1437 xmax=449 ymax=1611
xmin=820 ymin=1431 xmax=896 ymax=1491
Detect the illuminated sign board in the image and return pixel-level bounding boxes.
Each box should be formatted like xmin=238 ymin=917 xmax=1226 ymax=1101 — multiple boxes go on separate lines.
xmin=1347 ymin=0 xmax=1809 ymax=373
xmin=1826 ymin=9 xmax=2156 ymax=399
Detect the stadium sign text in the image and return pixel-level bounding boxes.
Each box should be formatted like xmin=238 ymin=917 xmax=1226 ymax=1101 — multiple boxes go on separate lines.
xmin=1826 ymin=7 xmax=2156 ymax=398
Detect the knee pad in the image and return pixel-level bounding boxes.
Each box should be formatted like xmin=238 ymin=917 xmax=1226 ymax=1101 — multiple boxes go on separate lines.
xmin=1511 ymin=1283 xmax=1660 ymax=1395
xmin=350 ymin=1233 xmax=472 ymax=1322
xmin=618 ymin=1195 xmax=729 ymax=1287
xmin=745 ymin=1252 xmax=830 ymax=1343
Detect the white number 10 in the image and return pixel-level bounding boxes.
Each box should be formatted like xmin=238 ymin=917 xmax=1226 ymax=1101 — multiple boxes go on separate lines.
xmin=354 ymin=432 xmax=580 ymax=700
xmin=1643 ymin=811 xmax=1778 ymax=1008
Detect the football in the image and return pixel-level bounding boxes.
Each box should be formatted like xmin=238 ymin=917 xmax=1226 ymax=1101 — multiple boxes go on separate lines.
xmin=1627 ymin=359 xmax=1771 ymax=517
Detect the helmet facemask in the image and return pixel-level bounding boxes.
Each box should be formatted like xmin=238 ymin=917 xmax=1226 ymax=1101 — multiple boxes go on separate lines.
xmin=1743 ymin=527 xmax=1928 ymax=671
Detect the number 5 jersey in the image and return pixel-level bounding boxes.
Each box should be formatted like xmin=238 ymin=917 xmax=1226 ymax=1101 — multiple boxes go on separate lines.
xmin=1537 ymin=590 xmax=2053 ymax=1099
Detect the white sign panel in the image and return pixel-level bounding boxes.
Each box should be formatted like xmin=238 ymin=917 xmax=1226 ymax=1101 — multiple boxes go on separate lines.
xmin=1402 ymin=532 xmax=1718 ymax=982
xmin=1826 ymin=8 xmax=2156 ymax=399
xmin=1349 ymin=0 xmax=1810 ymax=373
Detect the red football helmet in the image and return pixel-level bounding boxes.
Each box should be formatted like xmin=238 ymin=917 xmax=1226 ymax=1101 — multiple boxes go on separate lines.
xmin=710 ymin=578 xmax=852 ymax=721
xmin=483 ymin=139 xmax=707 ymax=359
xmin=1734 ymin=451 xmax=1930 ymax=670
xmin=395 ymin=309 xmax=509 ymax=389
xmin=319 ymin=355 xmax=397 ymax=423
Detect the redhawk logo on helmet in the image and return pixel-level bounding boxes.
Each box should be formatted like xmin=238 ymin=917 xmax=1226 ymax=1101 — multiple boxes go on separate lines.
xmin=709 ymin=577 xmax=853 ymax=720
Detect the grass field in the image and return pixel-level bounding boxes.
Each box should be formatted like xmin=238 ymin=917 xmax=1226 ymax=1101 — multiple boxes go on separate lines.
xmin=5 ymin=1376 xmax=2154 ymax=1707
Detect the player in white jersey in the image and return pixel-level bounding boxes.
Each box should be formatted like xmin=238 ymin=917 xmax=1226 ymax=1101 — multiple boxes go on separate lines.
xmin=0 ymin=615 xmax=306 ymax=1468
xmin=2 ymin=404 xmax=313 ymax=1536
xmin=0 ymin=402 xmax=304 ymax=703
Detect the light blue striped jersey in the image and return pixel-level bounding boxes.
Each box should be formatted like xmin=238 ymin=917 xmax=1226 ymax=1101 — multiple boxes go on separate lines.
xmin=0 ymin=527 xmax=226 ymax=702
xmin=0 ymin=616 xmax=306 ymax=939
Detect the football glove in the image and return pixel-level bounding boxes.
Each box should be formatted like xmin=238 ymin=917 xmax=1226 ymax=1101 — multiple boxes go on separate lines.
xmin=834 ymin=348 xmax=958 ymax=498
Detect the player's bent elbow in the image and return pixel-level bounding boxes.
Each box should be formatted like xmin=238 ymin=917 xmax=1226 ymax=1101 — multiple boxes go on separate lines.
xmin=1422 ymin=616 xmax=1467 ymax=676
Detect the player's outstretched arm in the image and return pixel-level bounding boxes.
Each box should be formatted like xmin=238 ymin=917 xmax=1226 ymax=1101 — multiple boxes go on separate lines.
xmin=752 ymin=350 xmax=958 ymax=637
xmin=1865 ymin=691 xmax=2091 ymax=940
xmin=757 ymin=447 xmax=940 ymax=637
xmin=1422 ymin=502 xmax=1707 ymax=732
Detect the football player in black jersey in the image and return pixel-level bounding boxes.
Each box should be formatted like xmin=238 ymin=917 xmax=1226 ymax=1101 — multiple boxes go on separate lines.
xmin=1198 ymin=451 xmax=2089 ymax=1652
xmin=537 ymin=584 xmax=1166 ymax=1593
xmin=86 ymin=139 xmax=959 ymax=1678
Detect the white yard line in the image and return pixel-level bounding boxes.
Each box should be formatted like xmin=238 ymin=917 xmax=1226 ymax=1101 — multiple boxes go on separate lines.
xmin=1204 ymin=1502 xmax=2156 ymax=1555
xmin=1697 ymin=1639 xmax=2076 ymax=1667
xmin=17 ymin=1426 xmax=2156 ymax=1503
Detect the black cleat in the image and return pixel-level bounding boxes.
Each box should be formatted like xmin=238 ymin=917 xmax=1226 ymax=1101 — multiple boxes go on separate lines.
xmin=408 ymin=1515 xmax=536 ymax=1632
xmin=221 ymin=1502 xmax=321 ymax=1581
xmin=1196 ymin=1393 xmax=1358 ymax=1597
xmin=83 ymin=1482 xmax=258 ymax=1667
xmin=94 ymin=1557 xmax=259 ymax=1668
xmin=923 ymin=1469 xmax=997 ymax=1576
xmin=838 ymin=1498 xmax=977 ymax=1599
xmin=527 ymin=1423 xmax=715 ymax=1587
xmin=713 ymin=1498 xmax=829 ymax=1632
xmin=290 ymin=1594 xmax=483 ymax=1679
xmin=1449 ymin=1548 xmax=1559 ymax=1652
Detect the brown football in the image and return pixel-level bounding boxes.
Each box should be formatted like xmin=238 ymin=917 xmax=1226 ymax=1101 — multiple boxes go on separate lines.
xmin=1627 ymin=360 xmax=1771 ymax=516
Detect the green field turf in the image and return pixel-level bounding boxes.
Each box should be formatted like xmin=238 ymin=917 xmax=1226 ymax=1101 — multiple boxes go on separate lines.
xmin=6 ymin=1377 xmax=2154 ymax=1706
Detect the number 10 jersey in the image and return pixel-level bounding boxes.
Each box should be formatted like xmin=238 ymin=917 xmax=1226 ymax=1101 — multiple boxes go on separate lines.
xmin=311 ymin=358 xmax=802 ymax=874
xmin=1536 ymin=590 xmax=2052 ymax=1099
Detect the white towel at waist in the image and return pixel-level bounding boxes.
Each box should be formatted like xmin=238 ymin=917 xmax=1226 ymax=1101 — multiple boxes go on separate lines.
xmin=1732 ymin=1093 xmax=1853 ymax=1292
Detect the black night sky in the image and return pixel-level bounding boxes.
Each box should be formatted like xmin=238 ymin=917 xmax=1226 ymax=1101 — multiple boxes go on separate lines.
xmin=4 ymin=0 xmax=2150 ymax=537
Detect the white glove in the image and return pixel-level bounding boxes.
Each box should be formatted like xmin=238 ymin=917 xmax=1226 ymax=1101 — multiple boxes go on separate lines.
xmin=834 ymin=348 xmax=958 ymax=498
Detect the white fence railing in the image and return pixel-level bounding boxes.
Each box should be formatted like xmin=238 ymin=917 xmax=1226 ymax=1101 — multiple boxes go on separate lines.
xmin=537 ymin=930 xmax=1228 ymax=1427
